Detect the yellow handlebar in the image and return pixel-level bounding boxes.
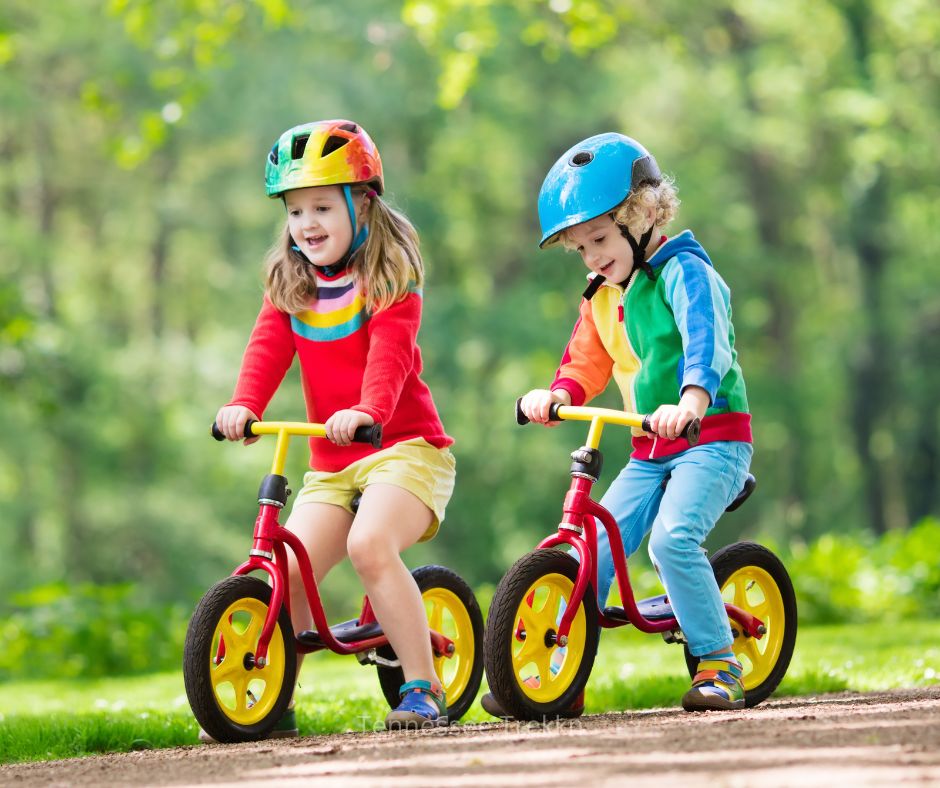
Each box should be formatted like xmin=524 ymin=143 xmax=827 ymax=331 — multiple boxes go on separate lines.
xmin=210 ymin=419 xmax=383 ymax=476
xmin=514 ymin=399 xmax=700 ymax=450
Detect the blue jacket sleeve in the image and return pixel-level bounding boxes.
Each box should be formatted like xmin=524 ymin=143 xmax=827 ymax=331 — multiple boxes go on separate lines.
xmin=661 ymin=253 xmax=733 ymax=404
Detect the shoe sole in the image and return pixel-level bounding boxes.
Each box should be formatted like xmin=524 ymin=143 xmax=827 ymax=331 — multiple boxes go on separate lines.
xmin=385 ymin=712 xmax=449 ymax=730
xmin=682 ymin=693 xmax=745 ymax=712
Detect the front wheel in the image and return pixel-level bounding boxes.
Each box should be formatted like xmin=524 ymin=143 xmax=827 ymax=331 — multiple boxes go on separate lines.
xmin=684 ymin=541 xmax=797 ymax=707
xmin=484 ymin=549 xmax=599 ymax=721
xmin=184 ymin=575 xmax=296 ymax=743
xmin=376 ymin=565 xmax=484 ymax=722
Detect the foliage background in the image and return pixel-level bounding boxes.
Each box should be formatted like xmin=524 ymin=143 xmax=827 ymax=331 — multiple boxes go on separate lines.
xmin=1 ymin=0 xmax=939 ymax=679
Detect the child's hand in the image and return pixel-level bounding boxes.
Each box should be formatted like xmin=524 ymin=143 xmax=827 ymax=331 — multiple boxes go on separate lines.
xmin=215 ymin=405 xmax=261 ymax=445
xmin=519 ymin=388 xmax=571 ymax=426
xmin=647 ymin=386 xmax=709 ymax=440
xmin=325 ymin=409 xmax=375 ymax=446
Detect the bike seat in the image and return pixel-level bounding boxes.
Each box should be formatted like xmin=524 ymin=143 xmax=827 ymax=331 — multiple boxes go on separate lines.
xmin=603 ymin=594 xmax=675 ymax=622
xmin=351 ymin=493 xmax=362 ymax=514
xmin=660 ymin=472 xmax=756 ymax=513
xmin=726 ymin=473 xmax=756 ymax=512
xmin=296 ymin=617 xmax=383 ymax=647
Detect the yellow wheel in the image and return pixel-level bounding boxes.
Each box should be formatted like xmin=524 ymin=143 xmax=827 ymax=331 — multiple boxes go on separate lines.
xmin=684 ymin=542 xmax=797 ymax=707
xmin=376 ymin=565 xmax=484 ymax=722
xmin=184 ymin=576 xmax=296 ymax=742
xmin=484 ymin=550 xmax=598 ymax=721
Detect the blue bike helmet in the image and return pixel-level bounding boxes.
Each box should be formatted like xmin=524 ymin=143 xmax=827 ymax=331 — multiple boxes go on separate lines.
xmin=537 ymin=132 xmax=661 ymax=248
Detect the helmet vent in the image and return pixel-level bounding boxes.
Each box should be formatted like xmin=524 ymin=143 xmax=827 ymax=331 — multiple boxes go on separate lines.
xmin=291 ymin=133 xmax=310 ymax=160
xmin=338 ymin=122 xmax=359 ymax=133
xmin=322 ymin=134 xmax=351 ymax=157
xmin=570 ymin=151 xmax=594 ymax=167
xmin=268 ymin=143 xmax=279 ymax=166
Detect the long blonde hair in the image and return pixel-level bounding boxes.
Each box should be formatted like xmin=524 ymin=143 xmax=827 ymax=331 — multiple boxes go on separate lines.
xmin=264 ymin=186 xmax=424 ymax=315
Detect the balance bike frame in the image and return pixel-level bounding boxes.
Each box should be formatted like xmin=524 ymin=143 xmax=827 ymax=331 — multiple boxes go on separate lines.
xmin=215 ymin=420 xmax=455 ymax=667
xmin=524 ymin=405 xmax=766 ymax=647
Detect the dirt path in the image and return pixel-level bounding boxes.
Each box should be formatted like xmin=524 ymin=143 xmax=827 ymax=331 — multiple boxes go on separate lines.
xmin=3 ymin=688 xmax=940 ymax=787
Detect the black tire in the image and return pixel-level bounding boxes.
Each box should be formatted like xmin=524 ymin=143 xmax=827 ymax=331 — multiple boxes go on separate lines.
xmin=376 ymin=565 xmax=484 ymax=723
xmin=184 ymin=575 xmax=296 ymax=742
xmin=683 ymin=541 xmax=797 ymax=707
xmin=484 ymin=549 xmax=599 ymax=721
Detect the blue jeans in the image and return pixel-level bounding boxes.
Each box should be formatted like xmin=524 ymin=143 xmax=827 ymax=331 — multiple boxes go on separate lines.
xmin=594 ymin=441 xmax=753 ymax=657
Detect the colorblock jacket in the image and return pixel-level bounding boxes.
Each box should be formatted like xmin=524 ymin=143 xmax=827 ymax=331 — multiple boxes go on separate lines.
xmin=228 ymin=267 xmax=452 ymax=472
xmin=551 ymin=230 xmax=751 ymax=459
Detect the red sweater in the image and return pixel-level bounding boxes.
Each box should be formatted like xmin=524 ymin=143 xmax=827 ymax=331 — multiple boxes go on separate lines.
xmin=228 ymin=268 xmax=452 ymax=472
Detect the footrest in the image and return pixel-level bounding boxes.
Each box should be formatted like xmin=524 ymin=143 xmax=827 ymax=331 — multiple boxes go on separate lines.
xmin=297 ymin=618 xmax=384 ymax=647
xmin=603 ymin=594 xmax=675 ymax=623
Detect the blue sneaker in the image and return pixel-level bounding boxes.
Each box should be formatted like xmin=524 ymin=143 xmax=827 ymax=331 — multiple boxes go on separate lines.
xmin=385 ymin=679 xmax=448 ymax=730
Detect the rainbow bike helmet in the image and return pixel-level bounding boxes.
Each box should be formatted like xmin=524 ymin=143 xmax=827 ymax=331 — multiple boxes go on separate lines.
xmin=537 ymin=133 xmax=661 ymax=273
xmin=265 ymin=119 xmax=383 ymax=263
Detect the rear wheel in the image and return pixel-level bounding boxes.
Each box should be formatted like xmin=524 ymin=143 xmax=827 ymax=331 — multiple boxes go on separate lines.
xmin=484 ymin=549 xmax=599 ymax=721
xmin=376 ymin=565 xmax=484 ymax=722
xmin=184 ymin=576 xmax=296 ymax=742
xmin=683 ymin=542 xmax=797 ymax=707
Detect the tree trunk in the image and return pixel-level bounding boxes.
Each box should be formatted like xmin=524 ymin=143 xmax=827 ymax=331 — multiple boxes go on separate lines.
xmin=842 ymin=0 xmax=906 ymax=533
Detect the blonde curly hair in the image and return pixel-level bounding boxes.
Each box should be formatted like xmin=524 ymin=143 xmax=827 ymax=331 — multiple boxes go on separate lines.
xmin=557 ymin=176 xmax=680 ymax=249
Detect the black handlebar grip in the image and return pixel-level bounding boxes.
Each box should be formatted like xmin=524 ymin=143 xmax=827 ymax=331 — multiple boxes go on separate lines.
xmin=640 ymin=415 xmax=701 ymax=446
xmin=516 ymin=398 xmax=564 ymax=425
xmin=353 ymin=423 xmax=383 ymax=448
xmin=211 ymin=419 xmax=259 ymax=441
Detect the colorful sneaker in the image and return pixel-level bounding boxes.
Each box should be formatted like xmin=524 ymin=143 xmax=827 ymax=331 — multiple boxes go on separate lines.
xmin=480 ymin=688 xmax=585 ymax=720
xmin=385 ymin=679 xmax=448 ymax=730
xmin=197 ymin=705 xmax=299 ymax=743
xmin=682 ymin=658 xmax=745 ymax=712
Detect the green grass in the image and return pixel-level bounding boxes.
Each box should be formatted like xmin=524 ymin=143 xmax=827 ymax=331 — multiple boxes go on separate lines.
xmin=2 ymin=621 xmax=939 ymax=764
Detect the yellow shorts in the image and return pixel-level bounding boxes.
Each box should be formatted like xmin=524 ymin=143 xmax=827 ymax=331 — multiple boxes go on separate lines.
xmin=293 ymin=437 xmax=456 ymax=542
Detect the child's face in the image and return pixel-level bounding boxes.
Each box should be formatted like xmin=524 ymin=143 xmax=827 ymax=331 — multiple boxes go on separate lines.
xmin=285 ymin=185 xmax=355 ymax=267
xmin=567 ymin=214 xmax=634 ymax=284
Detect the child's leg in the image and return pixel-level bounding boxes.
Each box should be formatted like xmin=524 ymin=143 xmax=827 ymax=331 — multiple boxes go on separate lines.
xmin=646 ymin=443 xmax=751 ymax=711
xmin=646 ymin=442 xmax=752 ymax=656
xmin=595 ymin=459 xmax=668 ymax=608
xmin=345 ymin=482 xmax=437 ymax=684
xmin=283 ymin=501 xmax=354 ymax=639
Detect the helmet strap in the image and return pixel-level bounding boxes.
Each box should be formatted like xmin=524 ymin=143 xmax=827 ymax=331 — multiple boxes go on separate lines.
xmin=619 ymin=223 xmax=656 ymax=281
xmin=342 ymin=184 xmax=369 ymax=263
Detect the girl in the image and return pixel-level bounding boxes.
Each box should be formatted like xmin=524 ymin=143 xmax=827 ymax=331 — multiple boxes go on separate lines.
xmin=490 ymin=132 xmax=752 ymax=716
xmin=213 ymin=119 xmax=455 ymax=732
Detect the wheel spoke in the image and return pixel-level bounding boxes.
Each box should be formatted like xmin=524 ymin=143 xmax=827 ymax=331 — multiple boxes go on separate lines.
xmin=242 ymin=614 xmax=262 ymax=648
xmin=534 ymin=648 xmax=553 ymax=684
xmin=518 ymin=608 xmax=539 ymax=638
xmin=514 ymin=632 xmax=544 ymax=665
xmin=731 ymin=580 xmax=747 ymax=611
xmin=750 ymin=600 xmax=771 ymax=620
xmin=543 ymin=585 xmax=561 ymax=622
xmin=212 ymin=657 xmax=241 ymax=685
xmin=233 ymin=674 xmax=251 ymax=713
xmin=742 ymin=637 xmax=761 ymax=665
xmin=218 ymin=617 xmax=241 ymax=650
xmin=428 ymin=600 xmax=444 ymax=634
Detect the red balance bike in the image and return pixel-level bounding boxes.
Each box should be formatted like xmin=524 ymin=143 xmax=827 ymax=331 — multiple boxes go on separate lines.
xmin=184 ymin=419 xmax=484 ymax=742
xmin=482 ymin=402 xmax=796 ymax=721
